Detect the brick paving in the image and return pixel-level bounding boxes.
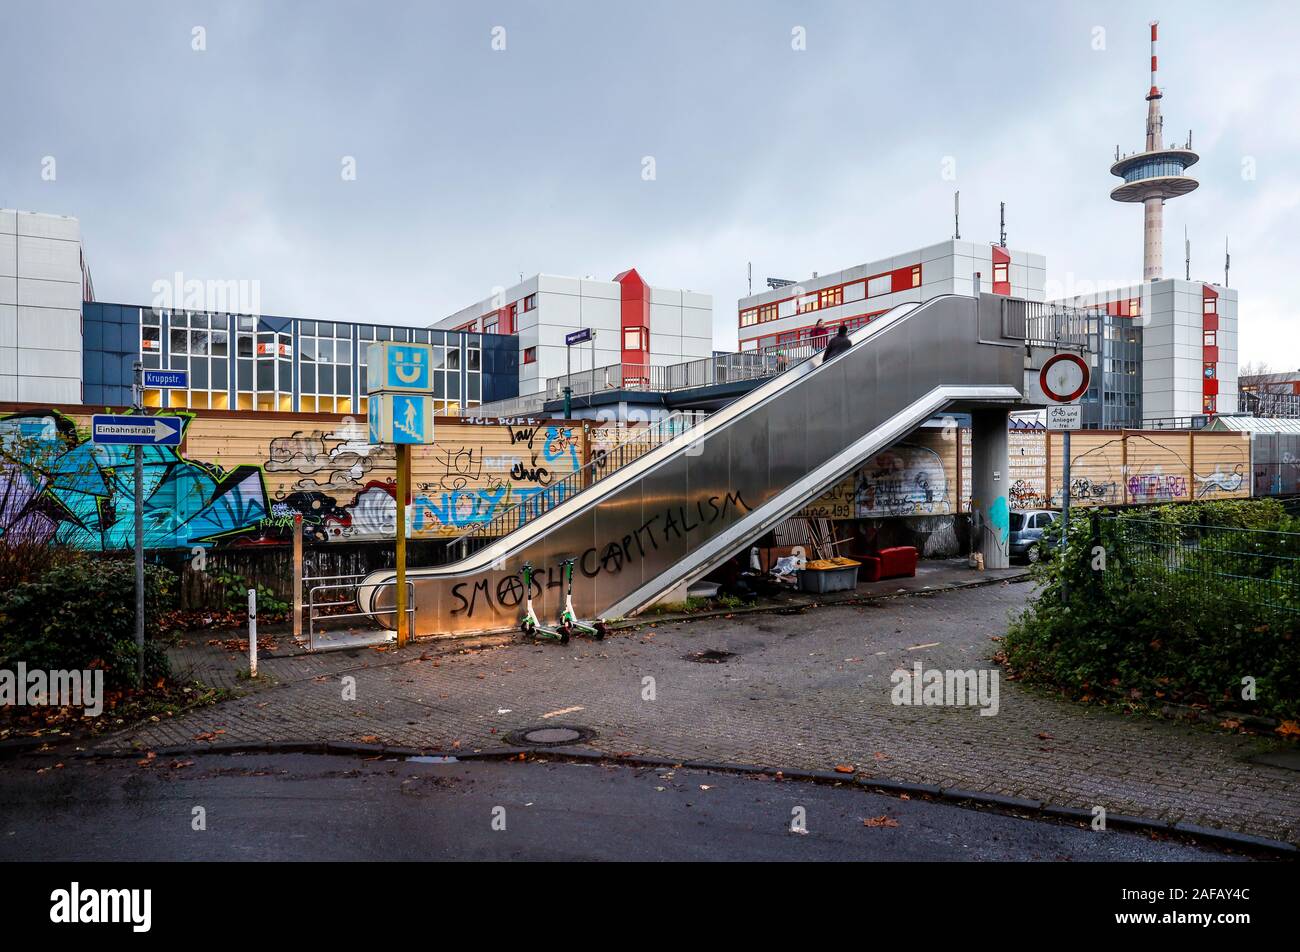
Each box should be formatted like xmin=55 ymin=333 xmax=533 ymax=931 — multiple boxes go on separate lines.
xmin=110 ymin=580 xmax=1300 ymax=844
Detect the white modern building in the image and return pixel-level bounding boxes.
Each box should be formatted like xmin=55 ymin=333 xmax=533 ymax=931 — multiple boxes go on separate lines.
xmin=1054 ymin=278 xmax=1238 ymax=426
xmin=1 ymin=209 xmax=91 ymax=403
xmin=434 ymin=269 xmax=713 ymax=395
xmin=736 ymin=240 xmax=1047 ymax=351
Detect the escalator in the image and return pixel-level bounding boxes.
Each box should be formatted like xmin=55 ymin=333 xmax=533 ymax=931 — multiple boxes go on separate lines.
xmin=358 ymin=293 xmax=1029 ymax=636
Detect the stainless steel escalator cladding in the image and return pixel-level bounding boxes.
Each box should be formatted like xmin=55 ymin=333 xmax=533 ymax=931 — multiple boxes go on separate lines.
xmin=357 ymin=294 xmax=1028 ymax=637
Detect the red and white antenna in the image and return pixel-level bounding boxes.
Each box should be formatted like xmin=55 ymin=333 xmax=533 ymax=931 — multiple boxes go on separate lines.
xmin=1147 ymin=20 xmax=1161 ymax=100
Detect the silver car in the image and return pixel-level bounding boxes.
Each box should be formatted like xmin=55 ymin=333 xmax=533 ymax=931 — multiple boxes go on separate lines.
xmin=1009 ymin=509 xmax=1060 ymax=564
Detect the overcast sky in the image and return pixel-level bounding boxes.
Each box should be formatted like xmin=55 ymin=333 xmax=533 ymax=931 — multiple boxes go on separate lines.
xmin=2 ymin=0 xmax=1296 ymax=367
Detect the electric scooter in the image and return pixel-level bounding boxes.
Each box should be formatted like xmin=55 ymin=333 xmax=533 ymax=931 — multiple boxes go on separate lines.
xmin=557 ymin=558 xmax=605 ymax=641
xmin=519 ymin=562 xmax=567 ymax=643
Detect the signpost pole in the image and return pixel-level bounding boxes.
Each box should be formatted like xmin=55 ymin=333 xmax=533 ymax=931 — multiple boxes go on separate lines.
xmin=133 ymin=361 xmax=145 ymax=690
xmin=1061 ymin=430 xmax=1071 ymax=605
xmin=565 ymin=342 xmax=572 ymax=420
xmin=395 ymin=442 xmax=409 ymax=648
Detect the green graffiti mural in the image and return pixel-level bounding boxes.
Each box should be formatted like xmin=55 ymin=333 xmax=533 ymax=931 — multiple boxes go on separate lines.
xmin=0 ymin=409 xmax=271 ymax=551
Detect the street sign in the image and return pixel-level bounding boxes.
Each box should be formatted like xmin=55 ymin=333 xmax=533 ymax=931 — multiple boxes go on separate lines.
xmin=565 ymin=327 xmax=593 ymax=346
xmin=91 ymin=415 xmax=184 ymax=446
xmin=366 ymin=341 xmax=435 ymax=394
xmin=368 ymin=392 xmax=434 ymax=445
xmin=1028 ymin=352 xmax=1090 ymax=405
xmin=1045 ymin=403 xmax=1082 ymax=430
xmin=143 ymin=369 xmax=188 ymax=389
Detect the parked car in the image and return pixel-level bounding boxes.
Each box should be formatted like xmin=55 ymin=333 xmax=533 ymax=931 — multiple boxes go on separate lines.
xmin=1009 ymin=509 xmax=1061 ymax=564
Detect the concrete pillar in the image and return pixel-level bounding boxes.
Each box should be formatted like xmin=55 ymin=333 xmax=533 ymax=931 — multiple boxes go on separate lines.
xmin=970 ymin=408 xmax=1010 ymax=569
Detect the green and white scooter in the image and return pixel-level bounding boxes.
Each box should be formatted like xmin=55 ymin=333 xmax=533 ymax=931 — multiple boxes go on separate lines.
xmin=557 ymin=558 xmax=606 ymax=641
xmin=519 ymin=561 xmax=567 ymax=643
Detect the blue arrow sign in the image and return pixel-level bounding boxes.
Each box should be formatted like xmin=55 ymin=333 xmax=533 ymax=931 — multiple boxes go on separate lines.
xmin=565 ymin=328 xmax=593 ymax=346
xmin=91 ymin=415 xmax=184 ymax=446
xmin=143 ymin=369 xmax=189 ymax=389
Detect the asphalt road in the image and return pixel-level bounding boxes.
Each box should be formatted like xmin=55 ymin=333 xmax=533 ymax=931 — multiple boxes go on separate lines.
xmin=0 ymin=753 xmax=1247 ymax=861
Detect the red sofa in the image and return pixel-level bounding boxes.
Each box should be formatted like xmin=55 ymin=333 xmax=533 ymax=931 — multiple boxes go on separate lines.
xmin=859 ymin=546 xmax=918 ymax=582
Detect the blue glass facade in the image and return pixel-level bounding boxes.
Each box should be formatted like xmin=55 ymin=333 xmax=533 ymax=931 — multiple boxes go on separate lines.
xmin=1120 ymin=157 xmax=1189 ymax=183
xmin=82 ymin=302 xmax=518 ymax=414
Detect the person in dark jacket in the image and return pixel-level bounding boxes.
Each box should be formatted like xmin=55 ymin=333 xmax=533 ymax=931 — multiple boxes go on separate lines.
xmin=820 ymin=324 xmax=852 ymax=363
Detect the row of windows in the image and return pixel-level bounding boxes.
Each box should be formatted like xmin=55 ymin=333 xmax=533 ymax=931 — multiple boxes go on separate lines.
xmin=463 ymin=292 xmax=538 ymax=335
xmin=135 ymin=309 xmax=482 ymax=413
xmin=1120 ymin=157 xmax=1190 ymax=183
xmin=738 ymin=265 xmax=922 ymax=327
xmin=739 ymin=310 xmax=885 ymax=350
xmin=140 ymin=389 xmax=472 ymax=417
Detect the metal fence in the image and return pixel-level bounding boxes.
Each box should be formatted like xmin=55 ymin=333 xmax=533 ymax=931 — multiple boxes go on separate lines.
xmin=544 ymin=339 xmax=828 ymax=401
xmin=1000 ymin=299 xmax=1094 ymax=351
xmin=1099 ymin=515 xmax=1300 ymax=614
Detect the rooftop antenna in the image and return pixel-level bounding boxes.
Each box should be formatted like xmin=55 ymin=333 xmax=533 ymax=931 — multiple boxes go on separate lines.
xmin=747 ymin=261 xmax=752 ymax=296
xmin=1184 ymin=226 xmax=1190 ymax=280
xmin=999 ymin=201 xmax=1007 ymax=247
xmin=1224 ymin=236 xmax=1230 ymax=287
xmin=953 ymin=190 xmax=960 ymax=240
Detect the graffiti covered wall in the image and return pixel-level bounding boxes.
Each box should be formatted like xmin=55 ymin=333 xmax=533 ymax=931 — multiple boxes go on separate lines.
xmin=0 ymin=408 xmax=584 ymax=551
xmin=800 ymin=428 xmax=964 ymax=519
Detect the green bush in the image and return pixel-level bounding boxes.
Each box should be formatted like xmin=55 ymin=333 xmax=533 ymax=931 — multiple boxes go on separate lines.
xmin=214 ymin=571 xmax=289 ymax=615
xmin=0 ymin=559 xmax=176 ymax=691
xmin=1002 ymin=500 xmax=1300 ymax=721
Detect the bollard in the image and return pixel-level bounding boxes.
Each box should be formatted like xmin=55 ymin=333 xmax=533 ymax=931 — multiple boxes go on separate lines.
xmin=248 ymin=587 xmax=258 ymax=678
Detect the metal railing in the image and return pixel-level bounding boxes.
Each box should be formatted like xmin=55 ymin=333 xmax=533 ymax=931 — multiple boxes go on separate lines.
xmin=1100 ymin=515 xmax=1300 ymax=614
xmin=1000 ymin=299 xmax=1094 ymax=351
xmin=305 ymin=573 xmax=413 ymax=649
xmin=1239 ymin=389 xmax=1300 ymax=419
xmin=449 ymin=410 xmax=704 ymax=549
xmin=546 ymin=339 xmax=827 ymax=402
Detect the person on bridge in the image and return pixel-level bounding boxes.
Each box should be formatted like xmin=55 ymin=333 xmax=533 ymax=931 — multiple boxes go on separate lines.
xmin=811 ymin=318 xmax=828 ymax=350
xmin=820 ymin=324 xmax=853 ymax=364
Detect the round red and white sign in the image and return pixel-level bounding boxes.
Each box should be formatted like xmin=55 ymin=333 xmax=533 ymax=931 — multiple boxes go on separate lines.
xmin=1038 ymin=353 xmax=1089 ymax=403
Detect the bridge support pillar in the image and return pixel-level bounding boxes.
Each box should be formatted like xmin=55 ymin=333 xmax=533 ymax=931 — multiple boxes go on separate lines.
xmin=970 ymin=408 xmax=1011 ymax=570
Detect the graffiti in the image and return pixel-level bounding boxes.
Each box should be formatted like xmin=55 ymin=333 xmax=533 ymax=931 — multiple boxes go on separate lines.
xmin=429 ymin=446 xmax=483 ymax=492
xmin=1009 ymin=479 xmax=1047 ymax=510
xmin=1196 ymin=465 xmax=1245 ymax=497
xmin=988 ymin=496 xmax=1009 ymax=545
xmin=1068 ymin=477 xmax=1119 ymax=503
xmin=0 ymin=409 xmax=271 ymax=551
xmin=854 ymin=444 xmax=950 ymax=517
xmin=0 ymin=408 xmax=584 ymax=549
xmin=265 ymin=428 xmax=394 ymax=495
xmin=450 ymin=490 xmax=751 ymax=617
xmin=1127 ymin=473 xmax=1188 ymax=501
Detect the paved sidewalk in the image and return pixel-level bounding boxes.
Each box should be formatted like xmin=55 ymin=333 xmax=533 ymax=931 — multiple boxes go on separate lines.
xmin=109 ymin=580 xmax=1299 ymax=845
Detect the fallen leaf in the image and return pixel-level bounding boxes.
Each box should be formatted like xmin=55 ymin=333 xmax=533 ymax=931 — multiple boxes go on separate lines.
xmin=834 ymin=764 xmax=855 ymax=774
xmin=863 ymin=815 xmax=899 ymax=828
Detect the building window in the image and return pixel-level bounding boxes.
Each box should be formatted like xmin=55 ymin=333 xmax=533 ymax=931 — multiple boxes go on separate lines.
xmin=523 ymin=293 xmax=537 ymax=312
xmin=993 ymin=262 xmax=1008 ymax=285
xmin=818 ymin=286 xmax=842 ymax=309
xmin=623 ymin=327 xmax=648 ymax=351
xmin=867 ymin=274 xmax=892 ymax=297
xmin=1203 ymin=331 xmax=1216 ymax=347
xmin=911 ymin=265 xmax=922 ymax=287
xmin=759 ymin=303 xmax=777 ymax=323
xmin=523 ymin=347 xmax=537 ymax=364
xmin=740 ymin=308 xmax=759 ymax=327
xmin=796 ymin=294 xmax=818 ymax=315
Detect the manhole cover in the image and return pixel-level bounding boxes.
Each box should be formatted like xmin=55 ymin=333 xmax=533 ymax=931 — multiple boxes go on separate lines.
xmin=506 ymin=725 xmax=597 ymax=747
xmin=686 ymin=649 xmax=735 ymax=663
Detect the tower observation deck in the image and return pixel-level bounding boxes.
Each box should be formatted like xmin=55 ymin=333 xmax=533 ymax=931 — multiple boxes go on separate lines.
xmin=1110 ymin=20 xmax=1198 ymax=282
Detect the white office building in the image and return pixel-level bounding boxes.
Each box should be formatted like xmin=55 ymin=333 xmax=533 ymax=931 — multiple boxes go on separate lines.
xmin=1 ymin=210 xmax=91 ymax=404
xmin=736 ymin=240 xmax=1047 ymax=351
xmin=434 ymin=268 xmax=713 ymax=395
